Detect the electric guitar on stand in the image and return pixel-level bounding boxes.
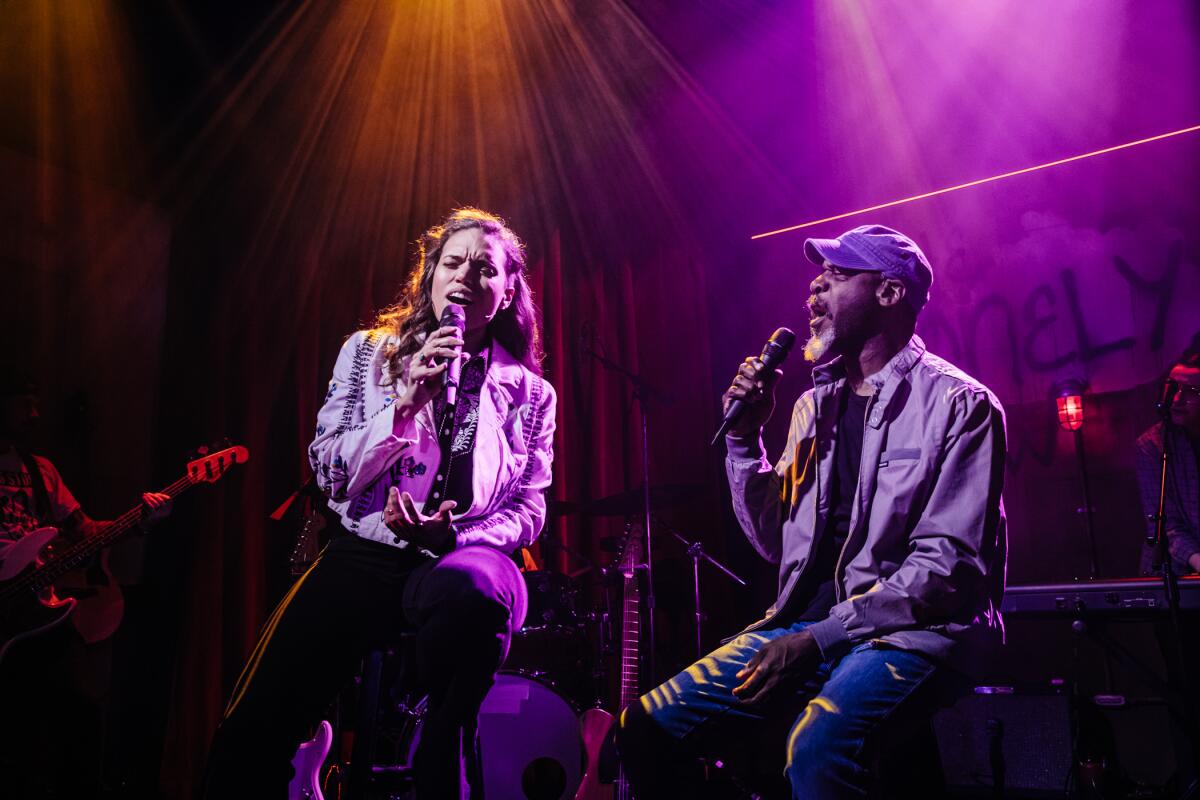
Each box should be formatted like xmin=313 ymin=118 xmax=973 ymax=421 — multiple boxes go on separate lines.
xmin=0 ymin=445 xmax=249 ymax=665
xmin=288 ymin=719 xmax=333 ymax=800
xmin=576 ymin=522 xmax=644 ymax=800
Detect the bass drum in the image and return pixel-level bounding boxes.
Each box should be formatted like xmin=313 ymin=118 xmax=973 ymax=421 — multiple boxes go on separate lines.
xmin=476 ymin=672 xmax=584 ymax=800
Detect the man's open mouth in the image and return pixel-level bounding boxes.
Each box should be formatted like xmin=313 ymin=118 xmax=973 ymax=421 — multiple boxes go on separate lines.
xmin=808 ymin=303 xmax=829 ymax=327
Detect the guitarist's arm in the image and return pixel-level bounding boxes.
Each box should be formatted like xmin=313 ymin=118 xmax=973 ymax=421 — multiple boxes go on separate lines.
xmin=47 ymin=495 xmax=170 ymax=575
xmin=56 ymin=508 xmax=104 ymax=543
xmin=57 ymin=493 xmax=172 ymax=542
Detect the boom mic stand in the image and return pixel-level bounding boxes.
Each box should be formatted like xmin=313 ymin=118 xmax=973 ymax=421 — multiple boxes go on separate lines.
xmin=1147 ymin=407 xmax=1199 ymax=798
xmin=583 ymin=342 xmax=660 ymax=685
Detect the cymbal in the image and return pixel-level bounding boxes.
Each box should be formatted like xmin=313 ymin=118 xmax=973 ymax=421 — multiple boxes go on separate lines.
xmin=547 ymin=498 xmax=584 ymax=517
xmin=583 ymin=483 xmax=709 ymax=517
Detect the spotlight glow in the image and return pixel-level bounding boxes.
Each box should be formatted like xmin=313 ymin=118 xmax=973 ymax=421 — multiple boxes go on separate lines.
xmin=750 ymin=124 xmax=1200 ymax=240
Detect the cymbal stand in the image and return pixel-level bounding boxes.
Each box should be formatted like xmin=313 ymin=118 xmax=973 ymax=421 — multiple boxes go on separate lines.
xmin=584 ymin=343 xmax=661 ymax=684
xmin=667 ymin=527 xmax=747 ymax=659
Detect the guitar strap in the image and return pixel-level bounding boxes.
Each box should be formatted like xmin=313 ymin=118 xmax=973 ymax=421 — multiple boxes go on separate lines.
xmin=16 ymin=449 xmax=52 ymax=524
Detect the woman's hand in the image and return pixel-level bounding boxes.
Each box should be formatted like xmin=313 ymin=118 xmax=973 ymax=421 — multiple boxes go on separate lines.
xmin=383 ymin=486 xmax=457 ymax=554
xmin=395 ymin=325 xmax=464 ymax=418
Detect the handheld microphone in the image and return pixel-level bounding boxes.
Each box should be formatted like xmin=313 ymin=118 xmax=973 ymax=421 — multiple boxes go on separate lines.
xmin=1157 ymin=378 xmax=1177 ymax=420
xmin=711 ymin=327 xmax=796 ymax=446
xmin=439 ymin=304 xmax=467 ymax=406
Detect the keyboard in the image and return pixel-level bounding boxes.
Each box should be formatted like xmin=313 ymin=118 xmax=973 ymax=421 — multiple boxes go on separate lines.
xmin=1001 ymin=576 xmax=1200 ymax=616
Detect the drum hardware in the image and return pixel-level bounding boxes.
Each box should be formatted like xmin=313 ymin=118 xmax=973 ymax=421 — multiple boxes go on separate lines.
xmin=506 ymin=569 xmax=600 ymax=709
xmin=656 ymin=518 xmax=748 ymax=659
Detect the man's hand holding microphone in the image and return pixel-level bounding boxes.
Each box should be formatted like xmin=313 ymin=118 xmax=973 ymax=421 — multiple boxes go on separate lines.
xmin=712 ymin=327 xmax=795 ymax=444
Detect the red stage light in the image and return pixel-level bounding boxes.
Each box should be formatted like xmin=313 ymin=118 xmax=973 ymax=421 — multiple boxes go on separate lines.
xmin=1056 ymin=394 xmax=1084 ymax=431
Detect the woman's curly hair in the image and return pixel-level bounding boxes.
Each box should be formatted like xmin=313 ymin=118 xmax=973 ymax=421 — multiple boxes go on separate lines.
xmin=375 ymin=208 xmax=543 ymax=377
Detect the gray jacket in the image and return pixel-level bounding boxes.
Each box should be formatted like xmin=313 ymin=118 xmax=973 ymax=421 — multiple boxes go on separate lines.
xmin=726 ymin=335 xmax=1007 ymax=670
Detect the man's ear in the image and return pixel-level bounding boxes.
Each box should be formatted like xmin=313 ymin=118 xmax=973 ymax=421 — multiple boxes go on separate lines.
xmin=877 ymin=278 xmax=906 ymax=309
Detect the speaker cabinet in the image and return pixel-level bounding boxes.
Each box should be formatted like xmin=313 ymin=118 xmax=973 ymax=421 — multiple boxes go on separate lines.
xmin=933 ymin=686 xmax=1073 ymax=797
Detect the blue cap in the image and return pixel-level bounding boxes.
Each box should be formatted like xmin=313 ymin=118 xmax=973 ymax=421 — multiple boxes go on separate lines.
xmin=803 ymin=224 xmax=933 ymax=313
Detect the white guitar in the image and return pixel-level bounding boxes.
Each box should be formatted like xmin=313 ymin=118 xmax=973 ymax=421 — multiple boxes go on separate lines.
xmin=289 ymin=719 xmax=334 ymax=800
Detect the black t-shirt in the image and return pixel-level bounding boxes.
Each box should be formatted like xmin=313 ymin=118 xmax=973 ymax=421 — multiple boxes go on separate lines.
xmin=423 ymin=348 xmax=489 ymax=516
xmin=797 ymin=386 xmax=870 ymax=620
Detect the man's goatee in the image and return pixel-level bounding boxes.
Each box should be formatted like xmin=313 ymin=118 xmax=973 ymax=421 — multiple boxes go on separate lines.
xmin=804 ymin=329 xmax=833 ymax=363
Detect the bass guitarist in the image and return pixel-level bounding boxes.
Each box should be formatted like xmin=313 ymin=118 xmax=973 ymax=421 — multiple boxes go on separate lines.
xmin=0 ymin=371 xmax=171 ymax=797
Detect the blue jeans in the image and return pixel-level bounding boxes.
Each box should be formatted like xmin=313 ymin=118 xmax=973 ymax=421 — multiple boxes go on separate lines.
xmin=621 ymin=620 xmax=941 ymax=798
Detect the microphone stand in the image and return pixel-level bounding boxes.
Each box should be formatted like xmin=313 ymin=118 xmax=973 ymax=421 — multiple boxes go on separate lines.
xmin=1071 ymin=425 xmax=1100 ymax=579
xmin=583 ymin=343 xmax=660 ymax=685
xmin=1147 ymin=413 xmax=1199 ymax=798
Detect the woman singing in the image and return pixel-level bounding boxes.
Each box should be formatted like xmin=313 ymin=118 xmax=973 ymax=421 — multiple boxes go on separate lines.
xmin=203 ymin=208 xmax=556 ymax=798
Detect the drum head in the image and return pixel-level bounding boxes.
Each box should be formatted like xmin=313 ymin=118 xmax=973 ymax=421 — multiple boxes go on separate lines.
xmin=477 ymin=672 xmax=583 ymax=800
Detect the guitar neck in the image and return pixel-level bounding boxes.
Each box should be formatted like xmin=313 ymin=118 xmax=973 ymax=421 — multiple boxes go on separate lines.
xmin=618 ymin=569 xmax=641 ymax=715
xmin=614 ymin=569 xmax=641 ymax=800
xmin=29 ymin=474 xmax=195 ymax=589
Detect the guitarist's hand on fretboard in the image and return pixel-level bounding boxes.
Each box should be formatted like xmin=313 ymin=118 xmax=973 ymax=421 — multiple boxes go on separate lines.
xmin=137 ymin=492 xmax=173 ymax=530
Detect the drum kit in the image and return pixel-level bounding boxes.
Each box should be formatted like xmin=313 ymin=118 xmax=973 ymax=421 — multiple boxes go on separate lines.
xmin=350 ymin=519 xmax=618 ymax=800
xmin=441 ymin=484 xmax=745 ymax=800
xmin=466 ymin=509 xmax=641 ymax=800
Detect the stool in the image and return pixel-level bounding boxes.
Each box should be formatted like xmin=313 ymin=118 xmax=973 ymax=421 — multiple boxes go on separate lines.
xmin=348 ymin=638 xmax=418 ymax=798
xmin=347 ymin=636 xmax=482 ymax=799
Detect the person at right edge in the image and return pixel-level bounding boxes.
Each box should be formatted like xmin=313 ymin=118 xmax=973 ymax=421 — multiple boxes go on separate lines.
xmin=1138 ymin=345 xmax=1200 ymax=578
xmin=1136 ymin=342 xmax=1200 ymax=791
xmin=618 ymin=224 xmax=1008 ymax=797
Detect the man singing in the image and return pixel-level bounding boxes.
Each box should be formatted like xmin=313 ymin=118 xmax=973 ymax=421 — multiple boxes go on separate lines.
xmin=618 ymin=224 xmax=1008 ymax=797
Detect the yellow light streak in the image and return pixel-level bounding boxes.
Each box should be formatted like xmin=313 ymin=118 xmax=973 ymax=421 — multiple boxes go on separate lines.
xmin=751 ymin=124 xmax=1200 ymax=240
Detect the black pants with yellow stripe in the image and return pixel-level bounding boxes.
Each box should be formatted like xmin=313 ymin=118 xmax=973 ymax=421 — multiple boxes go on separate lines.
xmin=201 ymin=532 xmax=528 ymax=799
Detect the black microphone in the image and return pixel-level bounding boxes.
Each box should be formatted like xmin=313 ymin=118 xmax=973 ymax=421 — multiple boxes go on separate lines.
xmin=439 ymin=304 xmax=467 ymax=406
xmin=1157 ymin=378 xmax=1177 ymax=420
xmin=711 ymin=327 xmax=796 ymax=446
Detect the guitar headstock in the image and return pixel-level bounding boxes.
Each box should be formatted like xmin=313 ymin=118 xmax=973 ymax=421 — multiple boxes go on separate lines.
xmin=616 ymin=521 xmax=643 ymax=579
xmin=187 ymin=445 xmax=250 ymax=484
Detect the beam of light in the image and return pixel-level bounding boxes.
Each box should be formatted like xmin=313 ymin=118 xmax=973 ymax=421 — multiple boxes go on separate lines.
xmin=750 ymin=123 xmax=1200 ymax=240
